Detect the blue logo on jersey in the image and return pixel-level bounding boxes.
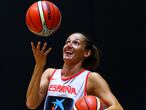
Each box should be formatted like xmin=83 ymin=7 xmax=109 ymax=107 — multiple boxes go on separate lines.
xmin=52 ymin=99 xmax=65 ymax=110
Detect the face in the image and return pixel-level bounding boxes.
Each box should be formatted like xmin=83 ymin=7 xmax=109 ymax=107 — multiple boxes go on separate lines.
xmin=63 ymin=33 xmax=90 ymax=64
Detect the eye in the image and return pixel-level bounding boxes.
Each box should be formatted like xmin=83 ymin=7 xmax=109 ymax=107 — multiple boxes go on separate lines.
xmin=73 ymin=40 xmax=80 ymax=46
xmin=65 ymin=40 xmax=70 ymax=44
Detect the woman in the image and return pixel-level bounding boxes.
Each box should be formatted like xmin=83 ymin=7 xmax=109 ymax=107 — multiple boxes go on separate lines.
xmin=26 ymin=32 xmax=123 ymax=110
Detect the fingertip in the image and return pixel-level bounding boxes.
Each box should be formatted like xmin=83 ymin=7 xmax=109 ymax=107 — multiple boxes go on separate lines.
xmin=47 ymin=47 xmax=52 ymax=52
xmin=38 ymin=41 xmax=41 ymax=44
xmin=44 ymin=42 xmax=47 ymax=45
xmin=49 ymin=47 xmax=52 ymax=50
xmin=31 ymin=42 xmax=34 ymax=46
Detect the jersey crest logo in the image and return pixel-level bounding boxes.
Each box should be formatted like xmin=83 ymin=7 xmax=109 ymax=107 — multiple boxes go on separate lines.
xmin=51 ymin=99 xmax=65 ymax=110
xmin=44 ymin=96 xmax=74 ymax=110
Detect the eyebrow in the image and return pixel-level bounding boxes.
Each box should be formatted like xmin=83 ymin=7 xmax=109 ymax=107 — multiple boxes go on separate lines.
xmin=66 ymin=38 xmax=81 ymax=41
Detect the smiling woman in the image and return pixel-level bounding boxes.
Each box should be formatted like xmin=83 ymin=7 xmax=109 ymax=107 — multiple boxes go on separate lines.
xmin=63 ymin=33 xmax=93 ymax=67
xmin=63 ymin=33 xmax=101 ymax=70
xmin=26 ymin=32 xmax=123 ymax=110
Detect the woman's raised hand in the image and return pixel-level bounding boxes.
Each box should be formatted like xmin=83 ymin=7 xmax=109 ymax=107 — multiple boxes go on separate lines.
xmin=31 ymin=41 xmax=52 ymax=67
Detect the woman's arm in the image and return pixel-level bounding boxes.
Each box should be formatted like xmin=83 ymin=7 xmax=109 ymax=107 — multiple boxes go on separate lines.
xmin=87 ymin=72 xmax=123 ymax=110
xmin=26 ymin=42 xmax=52 ymax=109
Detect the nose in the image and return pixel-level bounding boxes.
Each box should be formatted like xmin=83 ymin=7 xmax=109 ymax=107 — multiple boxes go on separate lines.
xmin=66 ymin=42 xmax=72 ymax=47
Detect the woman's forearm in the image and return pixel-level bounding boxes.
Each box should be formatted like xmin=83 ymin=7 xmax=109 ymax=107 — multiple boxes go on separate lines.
xmin=26 ymin=64 xmax=44 ymax=109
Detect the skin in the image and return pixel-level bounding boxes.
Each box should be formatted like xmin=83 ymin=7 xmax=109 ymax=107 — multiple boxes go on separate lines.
xmin=26 ymin=33 xmax=123 ymax=110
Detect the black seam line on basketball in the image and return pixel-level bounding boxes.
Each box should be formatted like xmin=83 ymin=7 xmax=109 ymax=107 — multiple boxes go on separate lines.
xmin=84 ymin=97 xmax=90 ymax=110
xmin=28 ymin=6 xmax=41 ymax=32
xmin=44 ymin=2 xmax=54 ymax=29
xmin=49 ymin=3 xmax=55 ymax=29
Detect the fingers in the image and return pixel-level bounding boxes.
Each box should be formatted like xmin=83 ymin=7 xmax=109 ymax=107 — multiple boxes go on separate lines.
xmin=36 ymin=41 xmax=41 ymax=51
xmin=45 ymin=48 xmax=52 ymax=56
xmin=31 ymin=41 xmax=52 ymax=55
xmin=40 ymin=42 xmax=47 ymax=53
xmin=31 ymin=41 xmax=41 ymax=54
xmin=31 ymin=42 xmax=35 ymax=55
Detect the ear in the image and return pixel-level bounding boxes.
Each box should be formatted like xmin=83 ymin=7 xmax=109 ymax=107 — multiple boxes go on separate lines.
xmin=84 ymin=50 xmax=91 ymax=58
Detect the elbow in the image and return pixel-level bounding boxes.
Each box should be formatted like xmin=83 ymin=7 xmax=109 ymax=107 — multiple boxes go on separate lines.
xmin=117 ymin=103 xmax=124 ymax=110
xmin=26 ymin=99 xmax=38 ymax=109
xmin=107 ymin=104 xmax=124 ymax=110
xmin=117 ymin=104 xmax=124 ymax=110
xmin=120 ymin=106 xmax=124 ymax=110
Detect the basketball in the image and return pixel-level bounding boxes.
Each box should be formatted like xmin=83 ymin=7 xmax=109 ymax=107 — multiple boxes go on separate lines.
xmin=25 ymin=1 xmax=62 ymax=36
xmin=73 ymin=96 xmax=104 ymax=110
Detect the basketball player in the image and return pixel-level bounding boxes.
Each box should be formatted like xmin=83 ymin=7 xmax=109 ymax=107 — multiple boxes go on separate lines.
xmin=26 ymin=33 xmax=123 ymax=110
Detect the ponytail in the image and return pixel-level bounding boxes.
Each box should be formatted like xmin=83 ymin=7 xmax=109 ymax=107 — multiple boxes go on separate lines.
xmin=81 ymin=33 xmax=102 ymax=70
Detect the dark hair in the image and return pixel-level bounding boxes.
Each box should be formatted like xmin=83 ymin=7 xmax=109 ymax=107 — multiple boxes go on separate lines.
xmin=81 ymin=33 xmax=102 ymax=70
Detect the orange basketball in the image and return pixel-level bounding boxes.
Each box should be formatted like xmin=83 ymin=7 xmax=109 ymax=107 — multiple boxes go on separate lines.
xmin=26 ymin=1 xmax=62 ymax=36
xmin=73 ymin=96 xmax=104 ymax=110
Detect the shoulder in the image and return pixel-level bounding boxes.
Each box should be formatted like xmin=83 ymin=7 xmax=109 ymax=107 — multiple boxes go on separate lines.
xmin=87 ymin=72 xmax=109 ymax=90
xmin=88 ymin=72 xmax=104 ymax=81
xmin=42 ymin=68 xmax=57 ymax=79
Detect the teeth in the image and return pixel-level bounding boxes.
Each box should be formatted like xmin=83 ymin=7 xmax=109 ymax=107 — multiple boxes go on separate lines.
xmin=66 ymin=51 xmax=72 ymax=54
xmin=66 ymin=52 xmax=72 ymax=54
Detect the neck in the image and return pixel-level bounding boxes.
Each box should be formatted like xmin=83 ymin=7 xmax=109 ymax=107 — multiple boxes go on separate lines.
xmin=62 ymin=62 xmax=83 ymax=76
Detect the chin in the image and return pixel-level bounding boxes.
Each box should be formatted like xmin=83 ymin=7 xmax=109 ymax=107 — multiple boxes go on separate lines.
xmin=63 ymin=56 xmax=74 ymax=62
xmin=63 ymin=57 xmax=72 ymax=61
xmin=63 ymin=55 xmax=74 ymax=60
